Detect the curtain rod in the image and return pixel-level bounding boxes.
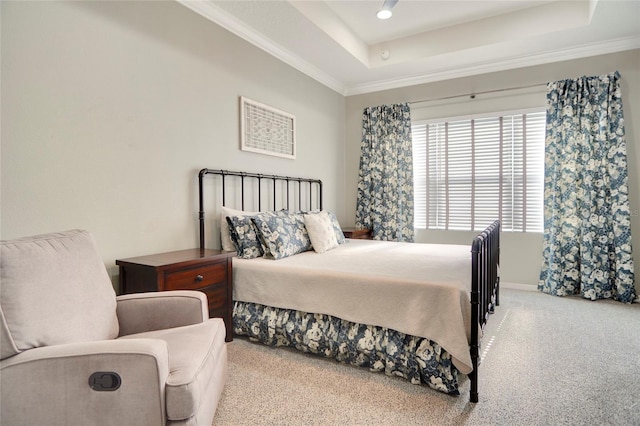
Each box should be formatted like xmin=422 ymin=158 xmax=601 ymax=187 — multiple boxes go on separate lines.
xmin=409 ymin=82 xmax=547 ymax=104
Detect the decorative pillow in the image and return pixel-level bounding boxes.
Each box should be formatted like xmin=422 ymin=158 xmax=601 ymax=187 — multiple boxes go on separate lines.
xmin=302 ymin=210 xmax=346 ymax=244
xmin=304 ymin=211 xmax=339 ymax=253
xmin=220 ymin=206 xmax=257 ymax=251
xmin=251 ymin=211 xmax=312 ymax=260
xmin=226 ymin=215 xmax=263 ymax=259
xmin=327 ymin=211 xmax=346 ymax=244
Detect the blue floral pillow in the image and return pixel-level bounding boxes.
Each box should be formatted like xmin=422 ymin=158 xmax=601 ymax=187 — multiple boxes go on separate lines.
xmin=251 ymin=211 xmax=312 ymax=260
xmin=327 ymin=211 xmax=346 ymax=244
xmin=226 ymin=215 xmax=263 ymax=259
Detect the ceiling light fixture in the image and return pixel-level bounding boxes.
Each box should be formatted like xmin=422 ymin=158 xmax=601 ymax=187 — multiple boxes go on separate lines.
xmin=376 ymin=0 xmax=398 ymax=20
xmin=376 ymin=9 xmax=392 ymax=20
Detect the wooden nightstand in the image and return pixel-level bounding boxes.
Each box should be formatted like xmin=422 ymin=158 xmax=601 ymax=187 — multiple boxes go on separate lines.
xmin=342 ymin=227 xmax=373 ymax=240
xmin=116 ymin=249 xmax=235 ymax=342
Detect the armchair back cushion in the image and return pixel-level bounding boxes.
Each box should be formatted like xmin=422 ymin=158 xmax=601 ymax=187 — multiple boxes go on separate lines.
xmin=1 ymin=230 xmax=119 ymax=359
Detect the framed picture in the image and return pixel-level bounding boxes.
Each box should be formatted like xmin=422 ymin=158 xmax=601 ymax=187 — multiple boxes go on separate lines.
xmin=240 ymin=96 xmax=296 ymax=159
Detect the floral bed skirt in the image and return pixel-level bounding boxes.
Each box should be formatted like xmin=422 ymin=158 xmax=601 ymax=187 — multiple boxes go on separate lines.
xmin=232 ymin=301 xmax=460 ymax=395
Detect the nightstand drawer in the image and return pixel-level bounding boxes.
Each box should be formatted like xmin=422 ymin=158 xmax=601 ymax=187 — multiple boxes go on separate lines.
xmin=165 ymin=263 xmax=227 ymax=291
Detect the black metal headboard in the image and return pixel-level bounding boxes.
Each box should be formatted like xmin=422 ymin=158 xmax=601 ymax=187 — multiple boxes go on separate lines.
xmin=198 ymin=169 xmax=323 ymax=249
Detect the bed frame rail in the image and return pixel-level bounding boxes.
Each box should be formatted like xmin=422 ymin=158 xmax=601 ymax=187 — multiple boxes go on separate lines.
xmin=469 ymin=219 xmax=501 ymax=403
xmin=198 ymin=168 xmax=323 ymax=250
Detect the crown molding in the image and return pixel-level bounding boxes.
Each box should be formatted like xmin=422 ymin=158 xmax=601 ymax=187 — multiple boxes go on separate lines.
xmin=177 ymin=0 xmax=347 ymax=95
xmin=345 ymin=36 xmax=640 ymax=96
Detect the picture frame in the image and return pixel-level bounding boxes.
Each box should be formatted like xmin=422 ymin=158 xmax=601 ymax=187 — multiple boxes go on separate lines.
xmin=240 ymin=96 xmax=296 ymax=159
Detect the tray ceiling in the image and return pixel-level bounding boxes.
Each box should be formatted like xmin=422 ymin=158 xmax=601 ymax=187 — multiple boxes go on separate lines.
xmin=178 ymin=0 xmax=640 ymax=95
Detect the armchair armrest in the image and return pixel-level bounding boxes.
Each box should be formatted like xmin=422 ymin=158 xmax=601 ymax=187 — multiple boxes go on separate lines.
xmin=116 ymin=290 xmax=209 ymax=336
xmin=0 ymin=339 xmax=169 ymax=426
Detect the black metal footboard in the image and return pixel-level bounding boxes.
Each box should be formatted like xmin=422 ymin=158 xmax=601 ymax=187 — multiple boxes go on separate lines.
xmin=469 ymin=220 xmax=501 ymax=403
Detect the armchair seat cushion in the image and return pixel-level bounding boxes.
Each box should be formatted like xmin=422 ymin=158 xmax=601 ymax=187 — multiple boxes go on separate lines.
xmin=120 ymin=317 xmax=227 ymax=422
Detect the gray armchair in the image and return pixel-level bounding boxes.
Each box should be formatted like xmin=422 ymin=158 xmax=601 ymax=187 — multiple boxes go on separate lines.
xmin=0 ymin=230 xmax=228 ymax=426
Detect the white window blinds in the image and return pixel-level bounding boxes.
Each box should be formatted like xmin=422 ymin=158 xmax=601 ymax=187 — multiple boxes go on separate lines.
xmin=412 ymin=110 xmax=545 ymax=232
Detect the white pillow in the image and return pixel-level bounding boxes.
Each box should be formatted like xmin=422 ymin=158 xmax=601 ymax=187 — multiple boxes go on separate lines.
xmin=303 ymin=210 xmax=346 ymax=244
xmin=220 ymin=206 xmax=257 ymax=251
xmin=304 ymin=211 xmax=339 ymax=254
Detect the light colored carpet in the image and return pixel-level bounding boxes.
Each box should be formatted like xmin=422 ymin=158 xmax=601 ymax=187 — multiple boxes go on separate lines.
xmin=212 ymin=289 xmax=640 ymax=425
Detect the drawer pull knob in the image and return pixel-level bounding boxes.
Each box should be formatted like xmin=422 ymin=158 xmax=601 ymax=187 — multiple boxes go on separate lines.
xmin=195 ymin=275 xmax=204 ymax=282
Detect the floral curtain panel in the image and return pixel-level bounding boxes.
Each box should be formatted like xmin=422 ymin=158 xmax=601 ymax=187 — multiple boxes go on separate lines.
xmin=538 ymin=71 xmax=636 ymax=303
xmin=355 ymin=103 xmax=414 ymax=242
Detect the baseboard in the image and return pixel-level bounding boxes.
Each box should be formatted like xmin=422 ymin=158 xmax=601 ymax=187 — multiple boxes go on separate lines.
xmin=501 ymin=282 xmax=537 ymax=291
xmin=501 ymin=282 xmax=639 ymax=302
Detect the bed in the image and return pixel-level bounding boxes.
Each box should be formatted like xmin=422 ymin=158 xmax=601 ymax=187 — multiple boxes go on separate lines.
xmin=198 ymin=168 xmax=500 ymax=403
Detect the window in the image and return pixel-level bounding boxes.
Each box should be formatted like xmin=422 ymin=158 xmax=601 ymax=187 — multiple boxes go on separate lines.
xmin=412 ymin=109 xmax=545 ymax=232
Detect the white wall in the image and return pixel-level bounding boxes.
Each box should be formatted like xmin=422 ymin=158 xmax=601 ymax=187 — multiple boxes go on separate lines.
xmin=345 ymin=50 xmax=640 ymax=292
xmin=1 ymin=1 xmax=345 ymax=290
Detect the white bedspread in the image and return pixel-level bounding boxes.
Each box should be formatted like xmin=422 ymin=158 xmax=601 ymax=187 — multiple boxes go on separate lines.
xmin=232 ymin=239 xmax=475 ymax=374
